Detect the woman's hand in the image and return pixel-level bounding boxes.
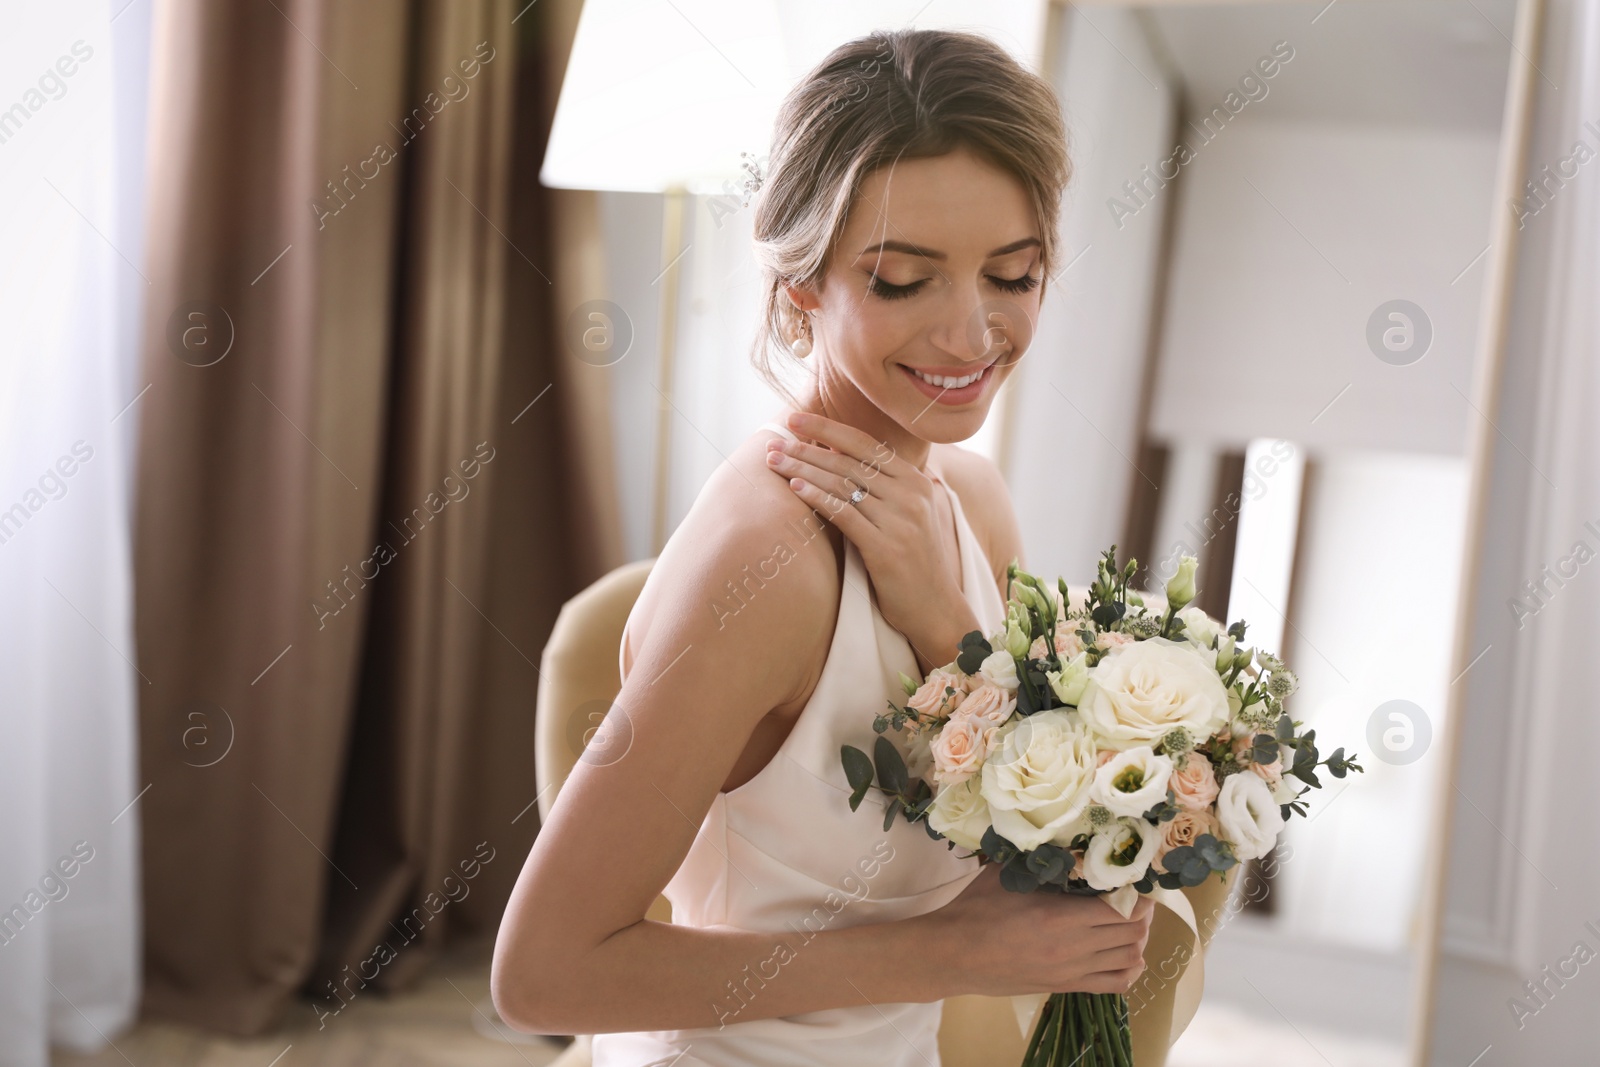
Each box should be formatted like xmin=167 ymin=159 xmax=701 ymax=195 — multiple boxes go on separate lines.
xmin=764 ymin=410 xmax=979 ymax=674
xmin=921 ymin=863 xmax=1158 ymax=998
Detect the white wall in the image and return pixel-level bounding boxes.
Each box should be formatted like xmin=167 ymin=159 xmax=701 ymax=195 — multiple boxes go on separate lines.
xmin=1005 ymin=5 xmax=1176 ymax=586
xmin=1149 ymin=118 xmax=1501 ymax=455
xmin=1426 ymin=1 xmax=1600 ymax=1062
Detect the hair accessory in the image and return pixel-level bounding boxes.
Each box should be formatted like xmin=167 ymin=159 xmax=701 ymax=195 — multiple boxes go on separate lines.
xmin=737 ymin=152 xmax=766 ymax=207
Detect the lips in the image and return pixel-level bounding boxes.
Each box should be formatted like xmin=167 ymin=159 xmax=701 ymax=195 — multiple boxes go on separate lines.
xmin=899 ymin=360 xmax=997 ymax=406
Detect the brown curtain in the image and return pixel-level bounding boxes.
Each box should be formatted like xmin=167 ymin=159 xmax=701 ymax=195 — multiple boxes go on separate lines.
xmin=133 ymin=0 xmax=618 ymax=1034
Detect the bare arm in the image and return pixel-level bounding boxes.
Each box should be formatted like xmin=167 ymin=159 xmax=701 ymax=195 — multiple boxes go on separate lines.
xmin=490 ymin=452 xmax=965 ymax=1035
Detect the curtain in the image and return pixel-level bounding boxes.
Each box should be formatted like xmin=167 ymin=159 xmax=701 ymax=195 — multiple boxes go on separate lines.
xmin=133 ymin=0 xmax=617 ymax=1035
xmin=0 ymin=4 xmax=151 ymax=1065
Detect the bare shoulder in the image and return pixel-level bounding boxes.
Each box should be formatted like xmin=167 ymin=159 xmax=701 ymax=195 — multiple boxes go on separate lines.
xmin=624 ymin=426 xmax=843 ymax=712
xmin=930 ymin=442 xmax=1025 ymax=581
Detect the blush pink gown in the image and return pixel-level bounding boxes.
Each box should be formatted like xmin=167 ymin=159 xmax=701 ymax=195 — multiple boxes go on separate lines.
xmin=590 ymin=421 xmax=1007 ymax=1067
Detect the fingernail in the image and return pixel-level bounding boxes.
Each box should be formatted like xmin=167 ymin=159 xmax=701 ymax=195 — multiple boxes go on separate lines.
xmin=766 ymin=451 xmax=781 ymax=466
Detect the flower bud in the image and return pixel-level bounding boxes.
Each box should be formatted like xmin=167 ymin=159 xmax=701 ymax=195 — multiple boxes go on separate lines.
xmin=1004 ymin=619 xmax=1030 ymax=660
xmin=1166 ymin=555 xmax=1198 ymax=609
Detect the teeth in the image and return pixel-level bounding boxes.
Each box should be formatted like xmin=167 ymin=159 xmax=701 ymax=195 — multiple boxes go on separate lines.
xmin=912 ymin=367 xmax=985 ymax=389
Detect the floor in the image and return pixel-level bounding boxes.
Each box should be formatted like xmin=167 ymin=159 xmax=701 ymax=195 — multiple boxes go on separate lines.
xmin=52 ymin=940 xmax=572 ymax=1067
xmin=51 ymin=941 xmax=1409 ymax=1067
xmin=1170 ymin=999 xmax=1409 ymax=1067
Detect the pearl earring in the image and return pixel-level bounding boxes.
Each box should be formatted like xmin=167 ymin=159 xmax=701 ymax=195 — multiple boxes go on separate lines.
xmin=790 ymin=313 xmax=813 ymax=358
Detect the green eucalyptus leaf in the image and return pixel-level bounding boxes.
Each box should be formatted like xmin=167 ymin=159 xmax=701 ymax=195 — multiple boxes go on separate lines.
xmin=873 ymin=735 xmax=909 ymax=796
xmin=841 ymin=745 xmax=874 ymax=811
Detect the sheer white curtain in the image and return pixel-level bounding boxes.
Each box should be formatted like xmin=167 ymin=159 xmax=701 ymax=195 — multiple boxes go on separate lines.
xmin=0 ymin=2 xmax=151 ymax=1063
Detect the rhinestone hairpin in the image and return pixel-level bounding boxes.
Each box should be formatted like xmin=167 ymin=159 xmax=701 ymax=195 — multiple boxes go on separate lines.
xmin=737 ymin=152 xmax=766 ymax=207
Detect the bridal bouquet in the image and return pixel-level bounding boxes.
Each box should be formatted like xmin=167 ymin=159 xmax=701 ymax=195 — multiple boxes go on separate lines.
xmin=839 ymin=547 xmax=1363 ymax=1066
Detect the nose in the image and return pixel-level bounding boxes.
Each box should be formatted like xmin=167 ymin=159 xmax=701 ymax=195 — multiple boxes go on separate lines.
xmin=927 ymin=281 xmax=996 ymax=365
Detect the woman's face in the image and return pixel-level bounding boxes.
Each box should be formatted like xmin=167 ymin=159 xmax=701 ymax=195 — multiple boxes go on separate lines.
xmin=788 ymin=145 xmax=1043 ymax=444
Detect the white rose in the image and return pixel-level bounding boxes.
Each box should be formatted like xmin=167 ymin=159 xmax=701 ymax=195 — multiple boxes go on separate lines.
xmin=1077 ymin=638 xmax=1231 ymax=751
xmin=926 ymin=776 xmax=991 ymax=851
xmin=1216 ymin=771 xmax=1285 ymax=861
xmin=979 ymin=710 xmax=1098 ymax=851
xmin=1081 ymin=817 xmax=1164 ymax=891
xmin=1045 ymin=651 xmax=1091 ymax=706
xmin=1178 ymin=605 xmax=1222 ymax=649
xmin=1091 ymin=745 xmax=1175 ymax=818
xmin=978 ymin=648 xmax=1019 ymax=692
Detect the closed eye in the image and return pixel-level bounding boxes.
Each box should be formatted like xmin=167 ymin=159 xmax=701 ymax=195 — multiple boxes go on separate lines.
xmin=866 ymin=273 xmax=1041 ymax=301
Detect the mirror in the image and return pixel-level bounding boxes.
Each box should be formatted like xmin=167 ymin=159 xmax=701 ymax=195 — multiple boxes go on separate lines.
xmin=993 ymin=1 xmax=1528 ymax=1062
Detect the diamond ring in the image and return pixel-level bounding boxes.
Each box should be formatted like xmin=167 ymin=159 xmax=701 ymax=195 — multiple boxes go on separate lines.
xmin=846 ymin=485 xmax=868 ymax=505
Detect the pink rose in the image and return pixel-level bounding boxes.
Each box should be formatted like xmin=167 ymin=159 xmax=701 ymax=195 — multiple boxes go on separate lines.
xmin=957 ymin=683 xmax=1017 ymax=728
xmin=1231 ymin=732 xmax=1283 ymax=782
xmin=1155 ymin=809 xmax=1218 ymax=872
xmin=1055 ymin=626 xmax=1085 ymax=659
xmin=1095 ymin=631 xmax=1135 ymax=651
xmin=1170 ymin=752 xmax=1219 ymax=812
xmin=1251 ymin=752 xmax=1284 ymax=784
xmin=1028 ymin=636 xmax=1049 ymax=660
xmin=930 ymin=714 xmax=996 ymax=787
xmin=907 ymin=669 xmax=966 ymax=722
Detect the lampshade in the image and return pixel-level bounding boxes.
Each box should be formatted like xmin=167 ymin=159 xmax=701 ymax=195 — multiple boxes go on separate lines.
xmin=541 ymin=0 xmax=1049 ymax=195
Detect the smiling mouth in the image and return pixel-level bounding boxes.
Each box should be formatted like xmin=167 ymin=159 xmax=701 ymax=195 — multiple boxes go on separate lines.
xmin=905 ymin=363 xmax=991 ymax=389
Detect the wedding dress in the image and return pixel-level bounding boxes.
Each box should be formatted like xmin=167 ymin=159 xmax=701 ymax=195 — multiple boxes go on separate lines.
xmin=590 ymin=421 xmax=1008 ymax=1067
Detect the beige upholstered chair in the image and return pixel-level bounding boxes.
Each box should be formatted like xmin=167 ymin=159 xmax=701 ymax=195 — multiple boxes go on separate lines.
xmin=532 ymin=559 xmax=1237 ymax=1067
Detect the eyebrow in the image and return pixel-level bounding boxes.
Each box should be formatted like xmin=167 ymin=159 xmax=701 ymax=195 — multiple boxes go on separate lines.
xmin=858 ymin=236 xmax=1041 ymax=261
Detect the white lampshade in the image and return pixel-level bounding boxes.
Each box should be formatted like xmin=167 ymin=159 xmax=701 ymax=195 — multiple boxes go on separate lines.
xmin=541 ymin=0 xmax=1049 ymax=195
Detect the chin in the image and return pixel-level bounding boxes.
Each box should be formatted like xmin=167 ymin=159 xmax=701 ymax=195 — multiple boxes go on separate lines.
xmin=889 ymin=357 xmax=1010 ymax=440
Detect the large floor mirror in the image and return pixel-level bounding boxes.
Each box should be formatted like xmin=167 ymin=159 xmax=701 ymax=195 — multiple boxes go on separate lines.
xmin=999 ymin=1 xmax=1533 ymax=1063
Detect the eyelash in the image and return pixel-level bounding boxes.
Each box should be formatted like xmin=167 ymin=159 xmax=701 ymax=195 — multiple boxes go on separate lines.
xmin=866 ymin=273 xmax=1042 ymax=301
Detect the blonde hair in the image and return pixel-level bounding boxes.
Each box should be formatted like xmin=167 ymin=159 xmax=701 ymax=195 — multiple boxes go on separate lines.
xmin=748 ymin=27 xmax=1071 ymax=403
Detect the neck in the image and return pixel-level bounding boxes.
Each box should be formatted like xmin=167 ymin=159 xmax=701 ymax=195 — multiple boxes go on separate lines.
xmin=792 ymin=370 xmax=934 ymax=475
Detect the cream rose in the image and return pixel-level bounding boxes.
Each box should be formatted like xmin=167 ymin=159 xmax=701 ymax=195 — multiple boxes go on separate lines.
xmin=1170 ymin=752 xmax=1220 ymax=811
xmin=979 ymin=710 xmax=1098 ymax=851
xmin=978 ymin=648 xmax=1019 ymax=692
xmin=958 ymin=683 xmax=1017 ymax=728
xmin=1090 ymin=745 xmax=1175 ymax=818
xmin=907 ymin=669 xmax=966 ymax=722
xmin=926 ymin=776 xmax=991 ymax=852
xmin=1081 ymin=817 xmax=1164 ymax=890
xmin=1155 ymin=809 xmax=1217 ymax=872
xmin=1216 ymin=771 xmax=1284 ymax=861
xmin=1076 ymin=638 xmax=1231 ymax=751
xmin=930 ymin=713 xmax=997 ymax=788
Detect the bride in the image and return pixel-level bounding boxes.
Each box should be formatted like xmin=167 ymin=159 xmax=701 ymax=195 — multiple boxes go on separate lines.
xmin=492 ymin=27 xmax=1155 ymax=1067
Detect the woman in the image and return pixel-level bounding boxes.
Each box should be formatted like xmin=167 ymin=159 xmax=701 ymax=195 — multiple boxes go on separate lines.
xmin=492 ymin=28 xmax=1155 ymax=1066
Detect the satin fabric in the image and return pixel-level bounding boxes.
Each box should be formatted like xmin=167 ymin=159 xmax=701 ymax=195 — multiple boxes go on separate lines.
xmin=592 ymin=421 xmax=1007 ymax=1066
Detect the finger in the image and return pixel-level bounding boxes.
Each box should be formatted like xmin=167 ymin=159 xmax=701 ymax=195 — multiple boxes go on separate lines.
xmin=767 ymin=436 xmax=898 ymax=498
xmin=785 ymin=477 xmax=878 ymax=545
xmin=785 ymin=411 xmax=902 ymax=477
xmin=1087 ymin=899 xmax=1147 ymax=926
xmin=768 ymin=452 xmax=881 ymax=518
